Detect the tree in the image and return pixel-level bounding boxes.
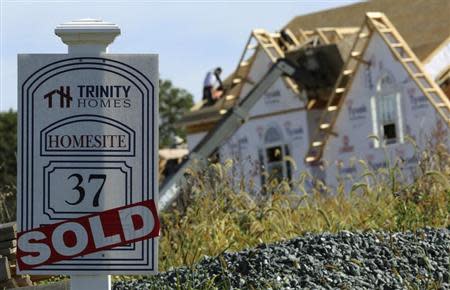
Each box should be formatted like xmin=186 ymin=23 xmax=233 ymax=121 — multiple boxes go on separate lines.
xmin=0 ymin=110 xmax=17 ymax=222
xmin=159 ymin=79 xmax=194 ymax=148
xmin=0 ymin=111 xmax=16 ymax=188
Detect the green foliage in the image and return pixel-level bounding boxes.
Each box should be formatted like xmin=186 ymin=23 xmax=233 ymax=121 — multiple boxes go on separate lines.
xmin=0 ymin=110 xmax=17 ymax=188
xmin=0 ymin=110 xmax=17 ymax=223
xmin=159 ymin=79 xmax=194 ymax=148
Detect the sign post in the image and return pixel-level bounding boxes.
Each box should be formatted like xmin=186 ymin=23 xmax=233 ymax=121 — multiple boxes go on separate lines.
xmin=17 ymin=19 xmax=159 ymax=289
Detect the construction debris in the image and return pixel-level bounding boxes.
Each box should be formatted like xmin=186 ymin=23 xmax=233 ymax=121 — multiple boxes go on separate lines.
xmin=0 ymin=221 xmax=34 ymax=289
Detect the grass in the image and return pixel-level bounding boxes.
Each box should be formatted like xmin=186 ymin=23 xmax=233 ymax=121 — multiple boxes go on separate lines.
xmin=156 ymin=142 xmax=449 ymax=272
xmin=4 ymin=142 xmax=449 ymax=288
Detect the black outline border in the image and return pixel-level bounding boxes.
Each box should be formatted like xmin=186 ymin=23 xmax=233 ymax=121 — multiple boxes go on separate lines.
xmin=40 ymin=115 xmax=136 ymax=156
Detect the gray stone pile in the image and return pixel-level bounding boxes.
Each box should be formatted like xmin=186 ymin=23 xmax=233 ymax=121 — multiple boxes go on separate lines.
xmin=114 ymin=228 xmax=449 ymax=289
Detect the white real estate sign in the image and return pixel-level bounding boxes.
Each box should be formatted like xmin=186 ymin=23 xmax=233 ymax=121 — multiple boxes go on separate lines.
xmin=17 ymin=55 xmax=158 ymax=274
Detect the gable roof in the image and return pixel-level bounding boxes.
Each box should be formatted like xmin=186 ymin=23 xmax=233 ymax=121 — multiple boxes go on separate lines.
xmin=305 ymin=12 xmax=450 ymax=164
xmin=285 ymin=0 xmax=450 ymax=61
xmin=179 ymin=27 xmax=357 ymax=131
xmin=181 ymin=0 xmax=450 ymax=132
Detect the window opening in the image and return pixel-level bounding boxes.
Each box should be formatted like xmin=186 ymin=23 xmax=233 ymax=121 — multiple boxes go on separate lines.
xmin=261 ymin=126 xmax=292 ymax=187
xmin=371 ymin=72 xmax=404 ymax=147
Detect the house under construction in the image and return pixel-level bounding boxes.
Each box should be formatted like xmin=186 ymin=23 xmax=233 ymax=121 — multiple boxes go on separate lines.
xmin=162 ymin=0 xmax=450 ymax=208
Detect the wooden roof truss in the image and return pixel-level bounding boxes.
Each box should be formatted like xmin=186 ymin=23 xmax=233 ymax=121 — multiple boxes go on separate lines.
xmin=305 ymin=12 xmax=450 ymax=164
xmin=205 ymin=27 xmax=360 ymax=114
xmin=228 ymin=27 xmax=359 ymax=103
xmin=297 ymin=27 xmax=359 ymax=46
xmin=227 ymin=29 xmax=301 ymax=102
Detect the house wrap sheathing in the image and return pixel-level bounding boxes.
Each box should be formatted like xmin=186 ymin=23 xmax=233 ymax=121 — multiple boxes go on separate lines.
xmin=179 ymin=0 xmax=450 ymax=192
xmin=306 ymin=13 xmax=450 ymax=189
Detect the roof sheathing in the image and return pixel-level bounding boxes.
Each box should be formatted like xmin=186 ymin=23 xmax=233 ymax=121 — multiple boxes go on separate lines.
xmin=305 ymin=12 xmax=450 ymax=164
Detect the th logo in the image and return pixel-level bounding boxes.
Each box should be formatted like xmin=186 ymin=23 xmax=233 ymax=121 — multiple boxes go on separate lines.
xmin=44 ymin=86 xmax=73 ymax=108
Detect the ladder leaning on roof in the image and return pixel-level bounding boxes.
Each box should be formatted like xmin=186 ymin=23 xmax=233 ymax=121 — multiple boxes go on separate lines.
xmin=159 ymin=59 xmax=297 ymax=212
xmin=304 ymin=17 xmax=373 ymax=163
xmin=305 ymin=12 xmax=450 ymax=164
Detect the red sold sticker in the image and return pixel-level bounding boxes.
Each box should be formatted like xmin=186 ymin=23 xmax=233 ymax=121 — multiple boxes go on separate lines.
xmin=17 ymin=200 xmax=160 ymax=271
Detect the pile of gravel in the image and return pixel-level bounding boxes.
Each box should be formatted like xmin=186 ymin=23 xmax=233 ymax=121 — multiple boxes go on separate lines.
xmin=114 ymin=228 xmax=449 ymax=289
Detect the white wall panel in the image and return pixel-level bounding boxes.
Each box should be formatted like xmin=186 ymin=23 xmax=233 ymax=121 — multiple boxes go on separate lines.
xmin=322 ymin=33 xmax=450 ymax=191
xmin=424 ymin=41 xmax=450 ymax=80
xmin=219 ymin=109 xmax=311 ymax=192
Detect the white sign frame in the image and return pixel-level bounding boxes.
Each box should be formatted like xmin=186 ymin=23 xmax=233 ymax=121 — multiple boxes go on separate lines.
xmin=17 ymin=55 xmax=158 ymax=275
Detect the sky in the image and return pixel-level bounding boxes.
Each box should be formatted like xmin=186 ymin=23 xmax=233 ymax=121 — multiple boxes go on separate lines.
xmin=0 ymin=0 xmax=361 ymax=111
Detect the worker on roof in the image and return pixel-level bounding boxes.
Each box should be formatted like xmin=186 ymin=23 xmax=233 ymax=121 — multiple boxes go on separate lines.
xmin=203 ymin=67 xmax=223 ymax=106
xmin=278 ymin=29 xmax=296 ymax=51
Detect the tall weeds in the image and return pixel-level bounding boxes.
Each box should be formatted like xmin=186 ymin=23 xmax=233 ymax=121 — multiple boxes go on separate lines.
xmin=158 ymin=145 xmax=449 ymax=271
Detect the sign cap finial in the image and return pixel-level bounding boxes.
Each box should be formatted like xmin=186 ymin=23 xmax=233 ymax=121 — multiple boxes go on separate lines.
xmin=55 ymin=19 xmax=121 ymax=54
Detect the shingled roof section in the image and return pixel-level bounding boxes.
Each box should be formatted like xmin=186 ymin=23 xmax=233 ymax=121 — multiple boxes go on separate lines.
xmin=285 ymin=0 xmax=450 ymax=61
